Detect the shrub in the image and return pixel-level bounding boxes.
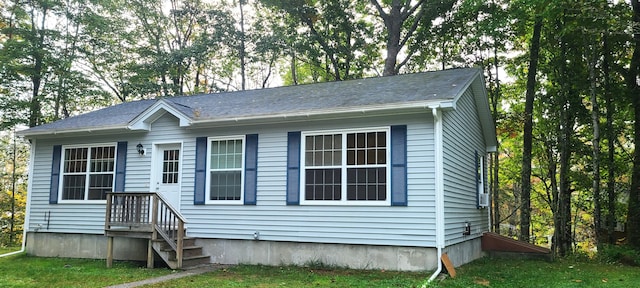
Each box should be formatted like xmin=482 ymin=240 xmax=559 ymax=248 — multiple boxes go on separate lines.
xmin=599 ymin=244 xmax=640 ymax=266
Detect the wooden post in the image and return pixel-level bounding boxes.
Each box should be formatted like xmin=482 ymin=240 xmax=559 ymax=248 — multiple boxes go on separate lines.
xmin=177 ymin=221 xmax=184 ymax=269
xmin=106 ymin=236 xmax=114 ymax=268
xmin=149 ymin=195 xmax=159 ymax=269
xmin=147 ymin=239 xmax=154 ymax=268
xmin=105 ymin=193 xmax=112 ymax=231
xmin=152 ymin=196 xmax=159 ymax=239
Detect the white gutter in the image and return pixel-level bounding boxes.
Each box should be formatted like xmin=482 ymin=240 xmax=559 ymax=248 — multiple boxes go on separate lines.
xmin=0 ymin=139 xmax=35 ymax=258
xmin=427 ymin=106 xmax=445 ymax=283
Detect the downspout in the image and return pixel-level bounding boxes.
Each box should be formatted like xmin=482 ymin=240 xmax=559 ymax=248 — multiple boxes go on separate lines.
xmin=427 ymin=107 xmax=445 ymax=283
xmin=0 ymin=139 xmax=35 ymax=258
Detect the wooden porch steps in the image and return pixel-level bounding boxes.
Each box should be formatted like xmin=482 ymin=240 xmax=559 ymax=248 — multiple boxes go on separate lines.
xmin=105 ymin=192 xmax=211 ymax=270
xmin=152 ymin=237 xmax=210 ymax=269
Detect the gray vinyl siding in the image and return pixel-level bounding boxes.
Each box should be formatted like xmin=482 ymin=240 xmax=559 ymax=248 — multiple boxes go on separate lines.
xmin=27 ymin=135 xmax=139 ymax=234
xmin=27 ymin=113 xmax=438 ymax=247
xmin=442 ymin=90 xmax=490 ymax=245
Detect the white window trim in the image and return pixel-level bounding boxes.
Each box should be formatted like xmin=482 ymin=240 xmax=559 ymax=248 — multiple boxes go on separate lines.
xmin=205 ymin=135 xmax=246 ymax=205
xmin=477 ymin=155 xmax=489 ymax=208
xmin=300 ymin=127 xmax=391 ymax=206
xmin=58 ymin=143 xmax=117 ymax=204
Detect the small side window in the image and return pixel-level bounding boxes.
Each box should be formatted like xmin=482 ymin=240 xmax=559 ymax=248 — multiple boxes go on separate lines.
xmin=477 ymin=151 xmax=488 ymax=208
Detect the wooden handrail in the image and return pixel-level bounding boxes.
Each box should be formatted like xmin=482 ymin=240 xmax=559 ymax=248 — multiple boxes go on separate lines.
xmin=105 ymin=192 xmax=187 ymax=268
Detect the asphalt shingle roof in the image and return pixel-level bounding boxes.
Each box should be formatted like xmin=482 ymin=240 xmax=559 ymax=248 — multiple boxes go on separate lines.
xmin=20 ymin=68 xmax=481 ymax=136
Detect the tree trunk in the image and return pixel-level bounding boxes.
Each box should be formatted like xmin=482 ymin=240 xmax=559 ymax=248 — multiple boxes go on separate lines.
xmin=370 ymin=0 xmax=426 ymax=76
xmin=290 ymin=50 xmax=298 ymax=85
xmin=603 ymin=32 xmax=617 ymax=244
xmin=492 ymin=42 xmax=501 ymax=234
xmin=627 ymin=0 xmax=640 ymax=249
xmin=28 ymin=5 xmax=48 ymax=128
xmin=519 ymin=17 xmax=543 ymax=243
xmin=239 ymin=0 xmax=247 ymax=90
xmin=589 ymin=43 xmax=602 ymax=249
xmin=557 ymin=107 xmax=573 ymax=256
xmin=383 ymin=7 xmax=402 ymax=76
xmin=556 ymin=18 xmax=574 ymax=256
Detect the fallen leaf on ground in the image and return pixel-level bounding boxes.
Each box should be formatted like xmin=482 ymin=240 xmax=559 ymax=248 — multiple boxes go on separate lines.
xmin=474 ymin=278 xmax=490 ymax=286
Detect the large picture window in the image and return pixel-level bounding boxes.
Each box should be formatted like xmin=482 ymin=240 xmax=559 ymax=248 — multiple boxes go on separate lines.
xmin=61 ymin=145 xmax=116 ymax=201
xmin=207 ymin=136 xmax=245 ymax=203
xmin=301 ymin=128 xmax=390 ymax=205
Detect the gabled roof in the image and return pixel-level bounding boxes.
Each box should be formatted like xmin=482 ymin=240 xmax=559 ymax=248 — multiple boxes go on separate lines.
xmin=18 ymin=68 xmax=496 ymax=149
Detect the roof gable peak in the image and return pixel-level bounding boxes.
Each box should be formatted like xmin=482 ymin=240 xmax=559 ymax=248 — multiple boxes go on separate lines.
xmin=128 ymin=99 xmax=192 ymax=130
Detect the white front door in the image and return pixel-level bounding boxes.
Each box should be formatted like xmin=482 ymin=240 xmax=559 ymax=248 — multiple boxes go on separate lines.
xmin=153 ymin=143 xmax=181 ymax=210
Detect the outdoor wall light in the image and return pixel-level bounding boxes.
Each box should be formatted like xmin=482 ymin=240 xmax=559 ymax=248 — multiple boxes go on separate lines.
xmin=463 ymin=221 xmax=471 ymax=236
xmin=136 ymin=143 xmax=145 ymax=155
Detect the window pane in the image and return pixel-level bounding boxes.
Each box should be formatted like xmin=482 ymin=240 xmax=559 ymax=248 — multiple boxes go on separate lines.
xmin=313 ymin=136 xmax=322 ymax=150
xmin=367 ymin=149 xmax=376 ymax=164
xmin=91 ymin=146 xmax=115 ymax=172
xmin=210 ymin=171 xmax=242 ymax=200
xmin=304 ymin=130 xmax=388 ymax=202
xmin=305 ymin=134 xmax=341 ymax=167
xmin=356 ymin=133 xmax=365 ymax=148
xmin=346 ymin=167 xmax=386 ymax=201
xmin=88 ymin=174 xmax=113 ymax=200
xmin=304 ymin=168 xmax=341 ymax=200
xmin=367 ymin=132 xmax=377 ymax=148
xmin=377 ymin=149 xmax=386 ymax=164
xmin=62 ymin=175 xmax=86 ymax=200
xmin=162 ymin=149 xmax=180 ymax=184
xmin=64 ymin=148 xmax=88 ymax=173
xmin=209 ymin=138 xmax=244 ymax=201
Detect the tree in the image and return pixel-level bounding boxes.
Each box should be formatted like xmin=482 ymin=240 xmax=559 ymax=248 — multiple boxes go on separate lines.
xmin=519 ymin=13 xmax=542 ymax=244
xmin=626 ymin=0 xmax=640 ymax=249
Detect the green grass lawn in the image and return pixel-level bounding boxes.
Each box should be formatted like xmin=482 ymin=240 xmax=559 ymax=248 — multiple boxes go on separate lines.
xmin=0 ymin=246 xmax=22 ymax=255
xmin=142 ymin=264 xmax=426 ymax=287
xmin=1 ymin=253 xmax=639 ymax=288
xmin=434 ymin=257 xmax=640 ymax=288
xmin=0 ymin=253 xmax=171 ymax=288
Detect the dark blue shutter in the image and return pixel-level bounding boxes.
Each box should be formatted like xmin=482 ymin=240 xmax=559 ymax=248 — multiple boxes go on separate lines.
xmin=391 ymin=125 xmax=407 ymax=206
xmin=244 ymin=134 xmax=258 ymax=205
xmin=49 ymin=145 xmax=62 ymax=204
xmin=114 ymin=141 xmax=127 ymax=192
xmin=286 ymin=131 xmax=301 ymax=205
xmin=194 ymin=137 xmax=207 ymax=205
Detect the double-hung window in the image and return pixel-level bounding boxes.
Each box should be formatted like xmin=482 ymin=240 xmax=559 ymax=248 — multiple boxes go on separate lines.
xmin=207 ymin=136 xmax=245 ymax=204
xmin=61 ymin=145 xmax=116 ymax=202
xmin=301 ymin=128 xmax=390 ymax=205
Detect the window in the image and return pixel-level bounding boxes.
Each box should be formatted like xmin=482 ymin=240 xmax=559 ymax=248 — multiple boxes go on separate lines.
xmin=162 ymin=149 xmax=180 ymax=184
xmin=301 ymin=128 xmax=390 ymax=205
xmin=61 ymin=145 xmax=116 ymax=201
xmin=477 ymin=152 xmax=488 ymax=208
xmin=207 ymin=136 xmax=244 ymax=203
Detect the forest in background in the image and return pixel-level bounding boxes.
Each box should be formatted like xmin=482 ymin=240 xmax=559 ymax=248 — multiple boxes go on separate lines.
xmin=1 ymin=0 xmax=640 ymax=258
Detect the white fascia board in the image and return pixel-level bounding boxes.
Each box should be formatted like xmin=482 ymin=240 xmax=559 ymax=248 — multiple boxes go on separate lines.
xmin=470 ymin=77 xmax=498 ymax=150
xmin=17 ymin=125 xmax=131 ymax=139
xmin=128 ymin=99 xmax=192 ymax=131
xmin=189 ymin=99 xmax=452 ymax=128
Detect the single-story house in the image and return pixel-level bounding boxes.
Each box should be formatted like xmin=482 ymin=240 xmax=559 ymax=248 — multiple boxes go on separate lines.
xmin=18 ymin=68 xmax=496 ymax=272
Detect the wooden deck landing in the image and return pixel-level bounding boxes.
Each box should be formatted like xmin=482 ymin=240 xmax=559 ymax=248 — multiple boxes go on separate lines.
xmin=482 ymin=232 xmax=552 ymax=260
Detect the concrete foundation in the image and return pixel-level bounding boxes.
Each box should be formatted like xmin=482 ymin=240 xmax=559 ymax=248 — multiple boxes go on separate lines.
xmin=24 ymin=232 xmax=484 ymax=271
xmin=197 ymin=238 xmax=440 ymax=271
xmin=26 ymin=232 xmax=147 ymax=261
xmin=443 ymin=237 xmax=484 ymax=267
